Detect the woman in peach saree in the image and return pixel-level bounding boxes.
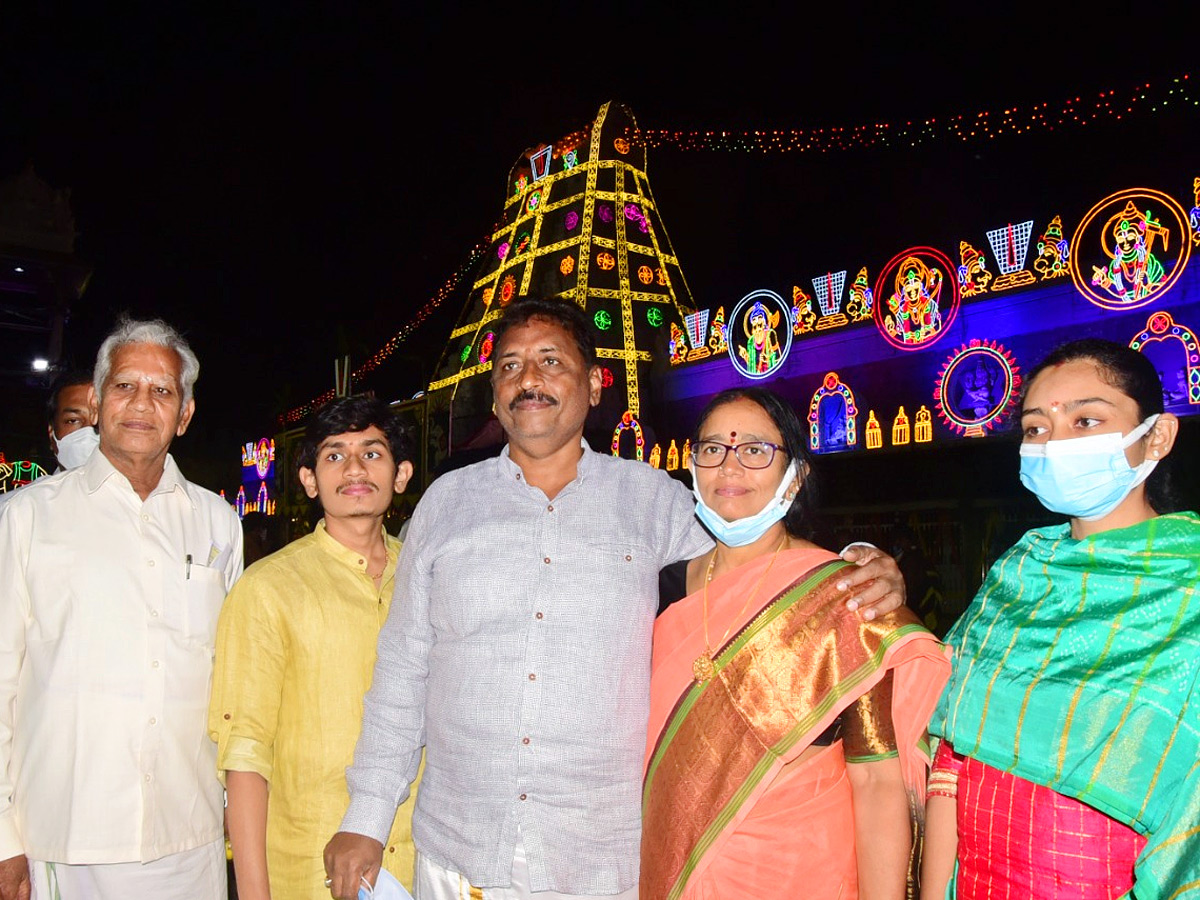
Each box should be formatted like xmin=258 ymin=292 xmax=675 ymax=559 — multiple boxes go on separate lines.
xmin=641 ymin=388 xmax=949 ymax=900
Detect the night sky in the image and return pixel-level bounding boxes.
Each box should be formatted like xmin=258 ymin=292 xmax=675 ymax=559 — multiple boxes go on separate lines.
xmin=3 ymin=6 xmax=1195 ymax=492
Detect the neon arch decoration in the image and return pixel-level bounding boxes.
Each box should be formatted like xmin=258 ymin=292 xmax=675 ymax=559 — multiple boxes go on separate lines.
xmin=933 ymin=340 xmax=1022 ymax=437
xmin=730 ymin=289 xmax=793 ymax=380
xmin=1129 ymin=311 xmax=1200 ymax=406
xmin=873 ymin=247 xmax=959 ymax=351
xmin=611 ymin=411 xmax=645 ymax=461
xmin=808 ymin=372 xmax=858 ymax=452
xmin=1069 ymin=187 xmax=1192 ymax=310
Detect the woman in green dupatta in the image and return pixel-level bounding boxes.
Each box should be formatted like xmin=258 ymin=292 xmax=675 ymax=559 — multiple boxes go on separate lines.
xmin=923 ymin=339 xmax=1200 ymax=899
xmin=643 ymin=388 xmax=949 ymax=900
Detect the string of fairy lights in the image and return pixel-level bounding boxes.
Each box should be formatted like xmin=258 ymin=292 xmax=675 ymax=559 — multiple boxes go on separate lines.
xmin=278 ymin=241 xmax=488 ymax=425
xmin=632 ymin=73 xmax=1194 ymax=153
xmin=279 ymin=71 xmax=1195 ymax=425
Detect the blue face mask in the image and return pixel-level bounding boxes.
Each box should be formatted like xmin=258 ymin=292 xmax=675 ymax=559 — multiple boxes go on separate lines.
xmin=690 ymin=460 xmax=799 ymax=547
xmin=359 ymin=869 xmax=413 ymax=900
xmin=1018 ymin=414 xmax=1159 ymax=521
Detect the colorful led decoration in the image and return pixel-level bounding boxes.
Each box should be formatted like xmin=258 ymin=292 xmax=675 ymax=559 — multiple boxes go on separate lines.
xmin=708 ymin=307 xmax=728 ymax=355
xmin=682 ymin=439 xmax=692 ymax=469
xmin=565 ymin=210 xmax=580 ymax=231
xmin=892 ymin=407 xmax=911 ymax=445
xmin=914 ymin=406 xmax=933 ymax=443
xmin=595 ymin=251 xmax=616 ymax=270
xmin=611 ymin=411 xmax=645 ymax=460
xmin=560 ymin=255 xmax=575 ymax=275
xmin=526 ymin=190 xmax=542 ymax=213
xmin=646 ymin=307 xmax=663 ymax=327
xmin=866 ymin=411 xmax=882 ymax=449
xmin=594 ymin=310 xmax=613 ymax=330
xmin=666 ymin=440 xmax=680 ymax=471
xmin=792 ymin=285 xmax=817 ymax=334
xmin=669 ymin=322 xmax=688 ymax=365
xmin=845 ymin=267 xmax=873 ymax=322
xmin=597 ymin=204 xmax=614 ymax=223
xmin=238 ymin=438 xmax=277 ymax=517
xmin=515 ymin=232 xmax=531 ymax=255
xmin=638 ymin=265 xmax=654 ymax=285
xmin=1032 ymin=215 xmax=1070 ymax=280
xmin=933 ymin=340 xmax=1022 ymax=437
xmin=460 ymin=344 xmax=471 ymax=363
xmin=628 ymin=73 xmax=1195 ymax=154
xmin=874 ymin=247 xmax=959 ymax=350
xmin=1129 ymin=311 xmax=1200 ymax=405
xmin=497 ymin=242 xmax=510 ymax=261
xmin=613 ymin=137 xmax=631 ymax=154
xmin=600 ymin=367 xmax=615 ymax=388
xmin=500 ymin=274 xmax=517 ymax=305
xmin=529 ymin=145 xmax=553 ymax=182
xmin=683 ymin=310 xmax=711 ymax=360
xmin=1070 ymin=188 xmax=1192 ymax=310
xmin=985 ymin=221 xmax=1036 ymax=291
xmin=514 ymin=174 xmax=528 ymax=195
xmin=0 ymin=457 xmax=46 ymax=493
xmin=649 ymin=443 xmax=662 ymax=468
xmin=808 ymin=372 xmax=858 ymax=451
xmin=812 ymin=271 xmax=849 ymax=330
xmin=563 ymin=149 xmax=578 ymax=171
xmin=1191 ymin=177 xmax=1199 ymax=246
xmin=655 ymin=267 xmax=669 ymax=286
xmin=478 ymin=332 xmax=495 ymax=365
xmin=957 ymin=241 xmax=992 ymax=297
xmin=730 ymin=289 xmax=793 ymax=380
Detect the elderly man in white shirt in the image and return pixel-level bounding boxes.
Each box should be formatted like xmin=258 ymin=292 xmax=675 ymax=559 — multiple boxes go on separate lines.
xmin=0 ymin=317 xmax=242 ymax=900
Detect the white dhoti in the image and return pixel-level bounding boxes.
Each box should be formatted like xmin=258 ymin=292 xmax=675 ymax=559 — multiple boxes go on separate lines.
xmin=29 ymin=839 xmax=226 ymax=900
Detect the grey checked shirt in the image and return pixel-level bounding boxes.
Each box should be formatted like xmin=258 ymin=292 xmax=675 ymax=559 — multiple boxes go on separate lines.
xmin=341 ymin=444 xmax=710 ymax=893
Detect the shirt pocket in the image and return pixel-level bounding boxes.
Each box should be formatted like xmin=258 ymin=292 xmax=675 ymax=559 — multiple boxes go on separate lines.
xmin=184 ymin=563 xmax=226 ymax=647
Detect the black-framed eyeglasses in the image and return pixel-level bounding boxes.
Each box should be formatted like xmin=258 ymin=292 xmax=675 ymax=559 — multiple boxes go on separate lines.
xmin=692 ymin=440 xmax=785 ymax=469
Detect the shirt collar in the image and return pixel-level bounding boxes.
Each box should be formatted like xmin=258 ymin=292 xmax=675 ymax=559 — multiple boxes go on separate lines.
xmin=312 ymin=519 xmax=398 ymax=575
xmin=498 ymin=438 xmax=596 ymax=486
xmin=83 ymin=448 xmax=195 ymax=507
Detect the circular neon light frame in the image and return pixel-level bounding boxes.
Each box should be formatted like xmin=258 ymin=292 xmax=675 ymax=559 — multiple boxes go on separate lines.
xmin=728 ymin=289 xmax=793 ymax=381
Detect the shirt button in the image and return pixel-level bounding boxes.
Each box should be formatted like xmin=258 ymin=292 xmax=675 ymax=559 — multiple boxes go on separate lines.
xmin=223 ymin=713 xmax=231 ymax=720
xmin=528 ymin=673 xmax=536 ymax=681
xmin=144 ymin=774 xmax=152 ymax=783
xmin=141 ymin=514 xmax=149 ymax=522
xmin=543 ymin=557 xmax=551 ymax=564
xmin=147 ymin=560 xmax=155 ymax=567
xmin=150 ymin=609 xmax=159 ymax=618
xmin=149 ymin=717 xmax=157 ymax=725
xmin=522 ymin=737 xmax=530 ymax=745
xmin=152 ymin=660 xmax=160 ymax=669
xmin=547 ymin=505 xmax=554 ymax=512
xmin=388 ymin=846 xmax=395 ymax=854
xmin=535 ymin=612 xmax=544 ymax=620
xmin=519 ymin=793 xmax=527 ymax=801
xmin=625 ymin=554 xmax=632 ymax=561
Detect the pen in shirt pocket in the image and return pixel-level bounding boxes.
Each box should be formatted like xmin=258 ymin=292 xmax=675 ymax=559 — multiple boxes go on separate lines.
xmin=185 ymin=554 xmax=192 ymax=580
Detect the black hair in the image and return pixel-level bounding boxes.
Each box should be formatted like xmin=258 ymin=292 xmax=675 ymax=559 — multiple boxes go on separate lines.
xmin=492 ymin=297 xmax=597 ymax=367
xmin=297 ymin=395 xmax=414 ymax=474
xmin=692 ymin=387 xmax=817 ymax=538
xmin=45 ymin=370 xmax=93 ymax=426
xmin=1025 ymin=338 xmax=1177 ymax=513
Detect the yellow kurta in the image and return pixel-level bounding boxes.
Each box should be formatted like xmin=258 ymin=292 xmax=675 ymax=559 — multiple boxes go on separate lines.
xmin=209 ymin=521 xmax=421 ymax=899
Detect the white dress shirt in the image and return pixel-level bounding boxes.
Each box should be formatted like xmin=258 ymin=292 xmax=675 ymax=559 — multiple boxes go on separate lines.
xmin=0 ymin=450 xmax=243 ymax=864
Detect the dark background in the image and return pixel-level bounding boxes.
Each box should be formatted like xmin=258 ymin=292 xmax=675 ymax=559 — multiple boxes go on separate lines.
xmin=2 ymin=4 xmax=1195 ymax=494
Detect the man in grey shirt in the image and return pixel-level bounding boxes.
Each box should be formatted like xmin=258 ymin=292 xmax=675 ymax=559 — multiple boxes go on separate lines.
xmin=325 ymin=298 xmax=904 ymax=900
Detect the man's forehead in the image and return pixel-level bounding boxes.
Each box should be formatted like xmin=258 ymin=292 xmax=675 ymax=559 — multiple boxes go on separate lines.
xmin=496 ymin=318 xmax=576 ymax=354
xmin=108 ymin=344 xmax=183 ymax=381
xmin=316 ymin=427 xmax=389 ymax=449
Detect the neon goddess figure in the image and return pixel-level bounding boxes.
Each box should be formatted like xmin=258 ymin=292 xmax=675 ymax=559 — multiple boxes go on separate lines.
xmin=886 ymin=256 xmax=943 ymax=344
xmin=1091 ymin=200 xmax=1167 ymax=303
xmin=737 ymin=301 xmax=782 ymax=374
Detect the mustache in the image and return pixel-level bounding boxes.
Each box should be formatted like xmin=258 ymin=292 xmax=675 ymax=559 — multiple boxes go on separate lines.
xmin=510 ymin=390 xmax=557 ymax=410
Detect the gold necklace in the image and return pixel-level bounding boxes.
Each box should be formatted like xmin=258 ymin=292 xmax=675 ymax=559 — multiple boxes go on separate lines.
xmin=693 ymin=533 xmax=788 ymax=684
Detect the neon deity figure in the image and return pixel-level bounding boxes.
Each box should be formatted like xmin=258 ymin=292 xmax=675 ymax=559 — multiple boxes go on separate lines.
xmin=737 ymin=301 xmax=783 ymax=374
xmin=886 ymin=256 xmax=944 ymax=344
xmin=792 ymin=285 xmax=817 ymax=334
xmin=708 ymin=307 xmax=728 ymax=355
xmin=958 ymin=242 xmax=992 ymax=297
xmin=845 ymin=267 xmax=874 ymax=321
xmin=1091 ymin=200 xmax=1168 ymax=303
xmin=1032 ymin=215 xmax=1070 ymax=280
xmin=669 ymin=322 xmax=688 ymax=365
xmin=1191 ymin=177 xmax=1199 ymax=247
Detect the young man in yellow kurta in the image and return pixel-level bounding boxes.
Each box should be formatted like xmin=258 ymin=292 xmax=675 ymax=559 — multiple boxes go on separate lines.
xmin=209 ymin=396 xmax=421 ymax=900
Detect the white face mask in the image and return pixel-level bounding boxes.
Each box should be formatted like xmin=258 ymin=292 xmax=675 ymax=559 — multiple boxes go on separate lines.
xmin=54 ymin=426 xmax=99 ymax=470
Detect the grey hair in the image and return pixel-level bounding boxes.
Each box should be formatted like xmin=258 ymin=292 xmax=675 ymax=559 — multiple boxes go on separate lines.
xmin=93 ymin=316 xmax=201 ymax=405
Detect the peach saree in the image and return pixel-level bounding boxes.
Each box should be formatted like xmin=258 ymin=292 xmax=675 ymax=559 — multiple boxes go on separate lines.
xmin=641 ymin=548 xmax=949 ymax=900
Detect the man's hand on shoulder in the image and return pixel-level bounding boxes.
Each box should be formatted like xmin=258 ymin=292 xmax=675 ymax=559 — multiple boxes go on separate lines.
xmin=0 ymin=854 xmax=29 ymax=900
xmin=838 ymin=544 xmax=906 ymax=620
xmin=323 ymin=832 xmax=382 ymax=900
